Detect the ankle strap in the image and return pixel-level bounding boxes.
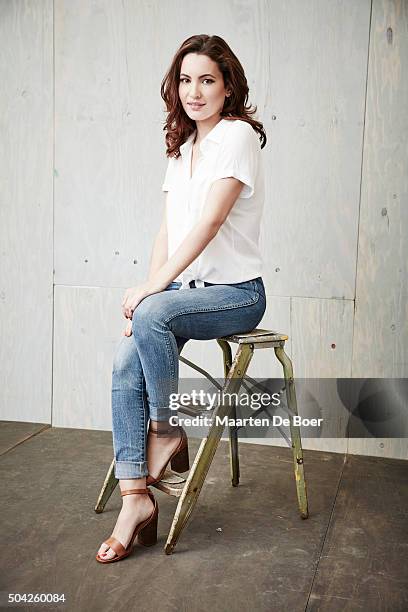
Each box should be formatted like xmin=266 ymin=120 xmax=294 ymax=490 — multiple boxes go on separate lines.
xmin=149 ymin=424 xmax=180 ymax=435
xmin=121 ymin=488 xmax=152 ymax=496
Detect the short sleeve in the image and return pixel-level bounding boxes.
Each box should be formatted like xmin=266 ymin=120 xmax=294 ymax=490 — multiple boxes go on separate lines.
xmin=211 ymin=121 xmax=260 ymax=198
xmin=162 ymin=156 xmax=175 ymax=192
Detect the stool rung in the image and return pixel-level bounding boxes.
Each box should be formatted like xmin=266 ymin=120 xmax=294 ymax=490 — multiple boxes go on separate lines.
xmin=177 ymin=402 xmax=214 ymax=418
xmin=151 ymin=470 xmax=188 ymax=497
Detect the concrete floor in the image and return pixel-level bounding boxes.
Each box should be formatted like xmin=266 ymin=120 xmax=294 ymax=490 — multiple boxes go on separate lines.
xmin=1 ymin=421 xmax=407 ymax=612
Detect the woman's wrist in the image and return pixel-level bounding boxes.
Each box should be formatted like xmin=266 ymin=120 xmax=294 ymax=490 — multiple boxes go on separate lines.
xmin=144 ymin=277 xmax=167 ymax=295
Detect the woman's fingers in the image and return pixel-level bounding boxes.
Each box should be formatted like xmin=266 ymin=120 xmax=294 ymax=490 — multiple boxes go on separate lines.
xmin=122 ymin=303 xmax=133 ymax=319
xmin=123 ymin=319 xmax=133 ymax=336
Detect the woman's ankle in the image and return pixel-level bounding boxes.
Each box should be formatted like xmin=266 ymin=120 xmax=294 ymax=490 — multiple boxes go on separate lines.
xmin=119 ymin=477 xmax=147 ymax=492
xmin=149 ymin=420 xmax=180 ymax=437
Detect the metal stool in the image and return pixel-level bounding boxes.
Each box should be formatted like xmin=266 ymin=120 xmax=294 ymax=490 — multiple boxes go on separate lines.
xmin=94 ymin=328 xmax=309 ymax=554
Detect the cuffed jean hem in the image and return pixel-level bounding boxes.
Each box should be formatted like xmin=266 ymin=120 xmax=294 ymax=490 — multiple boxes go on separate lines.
xmin=114 ymin=460 xmax=148 ymax=479
xmin=149 ymin=405 xmax=172 ymax=422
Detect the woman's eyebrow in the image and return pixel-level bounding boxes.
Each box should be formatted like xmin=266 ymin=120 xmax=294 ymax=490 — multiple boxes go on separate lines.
xmin=180 ymin=73 xmax=216 ymax=78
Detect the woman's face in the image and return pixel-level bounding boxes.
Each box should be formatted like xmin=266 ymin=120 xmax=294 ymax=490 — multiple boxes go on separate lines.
xmin=178 ymin=53 xmax=230 ymax=124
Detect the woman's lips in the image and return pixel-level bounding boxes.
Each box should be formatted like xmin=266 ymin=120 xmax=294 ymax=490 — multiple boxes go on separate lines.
xmin=189 ymin=103 xmax=205 ymax=110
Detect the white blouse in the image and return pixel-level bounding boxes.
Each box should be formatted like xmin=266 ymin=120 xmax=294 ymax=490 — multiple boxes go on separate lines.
xmin=161 ymin=118 xmax=265 ymax=289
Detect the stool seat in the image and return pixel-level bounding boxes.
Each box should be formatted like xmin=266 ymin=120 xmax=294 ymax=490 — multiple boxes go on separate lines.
xmin=220 ymin=327 xmax=288 ymax=345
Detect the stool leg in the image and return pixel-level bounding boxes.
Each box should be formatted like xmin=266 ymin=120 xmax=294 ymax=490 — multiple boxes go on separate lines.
xmin=228 ymin=405 xmax=240 ymax=486
xmin=165 ymin=343 xmax=254 ymax=554
xmin=274 ymin=345 xmax=309 ymax=519
xmin=94 ymin=459 xmax=118 ymax=513
xmin=217 ymin=339 xmax=239 ymax=486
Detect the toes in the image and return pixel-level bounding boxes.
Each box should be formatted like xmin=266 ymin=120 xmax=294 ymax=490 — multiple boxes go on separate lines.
xmin=98 ymin=543 xmax=116 ymax=559
xmin=97 ymin=544 xmax=117 ymax=560
xmin=103 ymin=547 xmax=116 ymax=559
xmin=98 ymin=542 xmax=109 ymax=555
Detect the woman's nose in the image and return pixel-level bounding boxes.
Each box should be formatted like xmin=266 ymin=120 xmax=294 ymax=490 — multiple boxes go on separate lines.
xmin=189 ymin=82 xmax=201 ymax=98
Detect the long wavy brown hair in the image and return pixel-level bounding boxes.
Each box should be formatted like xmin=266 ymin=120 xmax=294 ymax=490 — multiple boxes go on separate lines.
xmin=160 ymin=35 xmax=267 ymax=158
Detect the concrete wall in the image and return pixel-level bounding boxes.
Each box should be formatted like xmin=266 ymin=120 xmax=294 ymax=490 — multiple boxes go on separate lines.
xmin=1 ymin=0 xmax=407 ymax=459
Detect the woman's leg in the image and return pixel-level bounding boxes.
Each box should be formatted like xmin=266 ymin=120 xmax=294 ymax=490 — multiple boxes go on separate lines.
xmin=98 ymin=285 xmax=188 ymax=560
xmin=97 ymin=335 xmax=152 ymax=559
xmin=131 ymin=278 xmax=266 ymax=425
xmin=111 ymin=334 xmax=149 ymax=479
xmin=111 ymin=330 xmax=189 ymax=479
xmin=141 ymin=280 xmax=266 ymax=482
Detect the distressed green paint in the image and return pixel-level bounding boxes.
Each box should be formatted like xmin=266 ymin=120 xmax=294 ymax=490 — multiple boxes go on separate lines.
xmin=274 ymin=346 xmax=309 ymax=519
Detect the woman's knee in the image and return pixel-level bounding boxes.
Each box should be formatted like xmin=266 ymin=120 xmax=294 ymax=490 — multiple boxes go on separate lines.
xmin=131 ymin=296 xmax=168 ymax=337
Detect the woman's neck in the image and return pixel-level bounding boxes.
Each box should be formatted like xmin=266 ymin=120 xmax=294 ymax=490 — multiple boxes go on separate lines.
xmin=194 ymin=116 xmax=222 ymax=146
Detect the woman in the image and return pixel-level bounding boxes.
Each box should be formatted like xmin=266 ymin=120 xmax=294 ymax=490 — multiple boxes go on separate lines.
xmin=96 ymin=34 xmax=267 ymax=563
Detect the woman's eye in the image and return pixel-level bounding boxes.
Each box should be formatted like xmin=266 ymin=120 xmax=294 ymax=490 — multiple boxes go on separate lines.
xmin=179 ymin=78 xmax=214 ymax=84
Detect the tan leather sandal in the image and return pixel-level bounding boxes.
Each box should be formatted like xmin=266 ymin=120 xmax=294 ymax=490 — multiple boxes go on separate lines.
xmin=146 ymin=424 xmax=190 ymax=486
xmin=95 ymin=487 xmax=158 ymax=564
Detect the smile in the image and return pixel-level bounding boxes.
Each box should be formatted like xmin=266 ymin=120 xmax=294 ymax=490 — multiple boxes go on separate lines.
xmin=188 ymin=103 xmax=205 ymax=109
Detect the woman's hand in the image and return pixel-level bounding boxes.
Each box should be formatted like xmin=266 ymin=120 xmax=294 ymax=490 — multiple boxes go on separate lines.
xmin=121 ymin=281 xmax=162 ymax=337
xmin=122 ymin=283 xmax=151 ymax=319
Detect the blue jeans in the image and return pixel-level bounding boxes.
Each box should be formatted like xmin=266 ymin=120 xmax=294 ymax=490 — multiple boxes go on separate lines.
xmin=111 ymin=277 xmax=266 ymax=479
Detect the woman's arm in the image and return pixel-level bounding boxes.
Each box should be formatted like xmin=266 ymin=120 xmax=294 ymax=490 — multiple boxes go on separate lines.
xmin=148 ymin=176 xmax=244 ymax=292
xmin=122 ymin=176 xmax=244 ymax=322
xmin=147 ymin=199 xmax=168 ymax=281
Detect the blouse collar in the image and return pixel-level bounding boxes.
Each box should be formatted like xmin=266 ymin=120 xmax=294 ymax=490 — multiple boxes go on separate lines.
xmin=179 ymin=118 xmax=230 ymax=157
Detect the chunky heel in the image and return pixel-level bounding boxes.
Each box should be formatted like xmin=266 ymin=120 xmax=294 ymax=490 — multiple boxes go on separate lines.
xmin=170 ymin=442 xmax=190 ymax=473
xmin=138 ymin=506 xmax=158 ymax=547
